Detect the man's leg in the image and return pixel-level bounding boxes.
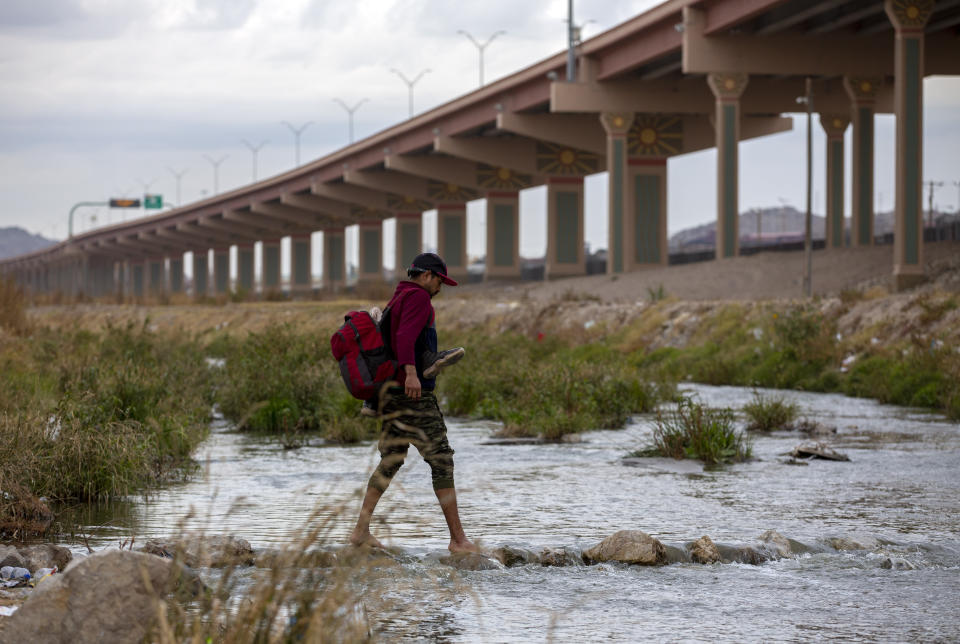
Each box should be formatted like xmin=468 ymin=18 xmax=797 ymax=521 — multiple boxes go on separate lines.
xmin=350 ymin=485 xmax=386 ymax=548
xmin=435 ymin=487 xmax=478 ymax=553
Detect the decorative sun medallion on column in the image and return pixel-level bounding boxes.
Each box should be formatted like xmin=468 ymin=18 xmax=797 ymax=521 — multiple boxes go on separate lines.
xmin=427 ymin=181 xmax=478 ymax=202
xmin=888 ymin=0 xmax=935 ymax=28
xmin=627 ymin=114 xmax=683 ymax=158
xmin=843 ymin=76 xmax=883 ymax=103
xmin=707 ymin=73 xmax=749 ymax=100
xmin=387 ymin=194 xmax=432 ymax=212
xmin=476 ymin=164 xmax=532 ymax=190
xmin=535 ymin=142 xmax=600 ymax=175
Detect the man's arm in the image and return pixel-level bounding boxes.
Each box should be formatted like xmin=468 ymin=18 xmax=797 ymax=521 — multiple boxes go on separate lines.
xmin=403 ymin=364 xmax=421 ymax=399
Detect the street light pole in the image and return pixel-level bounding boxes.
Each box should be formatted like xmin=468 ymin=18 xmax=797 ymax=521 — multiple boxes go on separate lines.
xmin=390 ymin=68 xmax=431 ymax=118
xmin=241 ymin=139 xmax=268 ymax=182
xmin=566 ymin=0 xmax=576 ymax=82
xmin=801 ymin=77 xmax=814 ymax=297
xmin=281 ymin=121 xmax=313 ymax=167
xmin=333 ymin=98 xmax=368 ymax=144
xmin=457 ymin=30 xmax=506 ymax=87
xmin=203 ymin=154 xmax=229 ymax=195
xmin=167 ymin=166 xmax=188 ymax=206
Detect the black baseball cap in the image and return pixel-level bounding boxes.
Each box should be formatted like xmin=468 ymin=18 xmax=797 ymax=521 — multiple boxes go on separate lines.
xmin=411 ymin=252 xmax=458 ymax=286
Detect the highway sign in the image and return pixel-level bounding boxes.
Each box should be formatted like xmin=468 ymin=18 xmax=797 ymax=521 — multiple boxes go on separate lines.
xmin=144 ymin=194 xmax=163 ymax=209
xmin=109 ymin=198 xmax=141 ymax=208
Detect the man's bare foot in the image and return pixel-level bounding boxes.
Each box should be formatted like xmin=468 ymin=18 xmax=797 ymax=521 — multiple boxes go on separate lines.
xmin=350 ymin=531 xmax=385 ymax=549
xmin=448 ymin=538 xmax=480 ymax=554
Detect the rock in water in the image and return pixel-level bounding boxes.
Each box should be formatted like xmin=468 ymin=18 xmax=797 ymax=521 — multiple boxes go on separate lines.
xmin=689 ymin=536 xmax=721 ymax=564
xmin=438 ymin=552 xmax=503 ymax=571
xmin=0 ymin=550 xmax=182 ymax=643
xmin=790 ymin=441 xmax=850 ymax=461
xmin=582 ymin=530 xmax=667 ymax=566
xmin=491 ymin=546 xmax=538 ymax=568
xmin=538 ymin=547 xmax=583 ymax=567
xmin=141 ymin=534 xmax=254 ymax=568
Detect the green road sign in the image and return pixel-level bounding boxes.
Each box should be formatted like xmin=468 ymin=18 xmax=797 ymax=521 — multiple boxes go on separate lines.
xmin=144 ymin=194 xmax=163 ymax=209
xmin=109 ymin=198 xmax=141 ymax=208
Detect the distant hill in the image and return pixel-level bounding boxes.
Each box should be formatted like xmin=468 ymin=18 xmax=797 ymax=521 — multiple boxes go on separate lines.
xmin=0 ymin=227 xmax=57 ymax=260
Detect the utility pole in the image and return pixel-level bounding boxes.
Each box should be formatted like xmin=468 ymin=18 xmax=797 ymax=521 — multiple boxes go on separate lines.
xmin=798 ymin=77 xmax=814 ymax=297
xmin=390 ymin=68 xmax=431 ymax=118
xmin=954 ymin=180 xmax=960 ymax=214
xmin=167 ymin=166 xmax=188 ymax=207
xmin=333 ymin=98 xmax=368 ymax=144
xmin=457 ymin=30 xmax=506 ymax=87
xmin=203 ymin=154 xmax=229 ymax=195
xmin=925 ymin=180 xmax=944 ymax=228
xmin=566 ymin=0 xmax=576 ymax=81
xmin=241 ymin=139 xmax=268 ymax=182
xmin=281 ymin=121 xmax=312 ymax=167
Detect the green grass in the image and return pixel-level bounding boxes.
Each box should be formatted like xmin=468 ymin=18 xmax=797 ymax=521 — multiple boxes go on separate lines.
xmin=742 ymin=390 xmax=800 ymax=431
xmin=212 ymin=324 xmax=376 ymax=443
xmin=441 ymin=332 xmax=673 ymax=439
xmin=632 ymin=396 xmax=752 ymax=465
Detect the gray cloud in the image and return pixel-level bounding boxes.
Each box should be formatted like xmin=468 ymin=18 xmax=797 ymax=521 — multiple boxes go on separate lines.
xmin=175 ymin=0 xmax=258 ymax=31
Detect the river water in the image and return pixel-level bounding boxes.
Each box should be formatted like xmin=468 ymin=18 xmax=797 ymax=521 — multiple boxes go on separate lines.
xmin=66 ymin=384 xmax=960 ymax=642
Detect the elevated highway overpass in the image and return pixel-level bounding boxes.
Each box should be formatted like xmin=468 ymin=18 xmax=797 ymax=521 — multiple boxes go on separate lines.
xmin=2 ymin=0 xmax=958 ymax=297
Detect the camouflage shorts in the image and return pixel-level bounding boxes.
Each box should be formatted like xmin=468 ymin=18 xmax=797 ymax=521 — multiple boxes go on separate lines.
xmin=369 ymin=390 xmax=455 ymax=492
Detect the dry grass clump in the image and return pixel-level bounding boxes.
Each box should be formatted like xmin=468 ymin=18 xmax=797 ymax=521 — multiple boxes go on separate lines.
xmin=0 ymin=277 xmax=29 ymax=335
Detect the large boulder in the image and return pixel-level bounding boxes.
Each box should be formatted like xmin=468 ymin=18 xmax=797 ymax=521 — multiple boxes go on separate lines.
xmin=0 ymin=549 xmax=191 ymax=643
xmin=689 ymin=536 xmax=721 ymax=564
xmin=141 ymin=534 xmax=254 ymax=568
xmin=582 ymin=531 xmax=667 ymax=566
xmin=0 ymin=546 xmax=25 ymax=569
xmin=17 ymin=544 xmax=72 ymax=573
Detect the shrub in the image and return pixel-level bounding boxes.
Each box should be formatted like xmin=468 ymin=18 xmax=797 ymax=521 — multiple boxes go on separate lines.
xmin=633 ymin=396 xmax=751 ymax=465
xmin=214 ymin=324 xmax=375 ymax=443
xmin=742 ymin=390 xmax=799 ymax=431
xmin=0 ymin=277 xmax=29 ymax=335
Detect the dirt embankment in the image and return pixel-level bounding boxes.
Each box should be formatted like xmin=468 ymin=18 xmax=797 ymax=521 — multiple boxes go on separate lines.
xmin=24 ymin=242 xmax=960 ymax=352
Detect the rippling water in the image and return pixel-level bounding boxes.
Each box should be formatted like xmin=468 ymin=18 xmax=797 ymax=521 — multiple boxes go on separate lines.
xmin=68 ymin=384 xmax=960 ymax=642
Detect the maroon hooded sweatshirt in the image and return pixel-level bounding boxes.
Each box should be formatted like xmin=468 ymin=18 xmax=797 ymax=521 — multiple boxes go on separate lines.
xmin=385 ymin=280 xmax=438 ymax=391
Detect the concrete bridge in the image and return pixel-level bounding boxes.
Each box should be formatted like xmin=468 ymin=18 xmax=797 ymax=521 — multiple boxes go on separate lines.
xmin=2 ymin=0 xmax=958 ymax=297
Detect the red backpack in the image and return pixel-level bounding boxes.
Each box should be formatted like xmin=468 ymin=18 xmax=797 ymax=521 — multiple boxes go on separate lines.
xmin=330 ymin=308 xmax=398 ymax=400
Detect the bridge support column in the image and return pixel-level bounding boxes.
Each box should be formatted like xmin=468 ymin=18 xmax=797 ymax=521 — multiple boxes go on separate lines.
xmin=116 ymin=261 xmax=126 ymax=299
xmin=323 ymin=228 xmax=346 ymax=292
xmin=169 ymin=256 xmax=184 ymax=294
xmin=545 ymin=177 xmax=585 ymax=278
xmin=357 ymin=220 xmax=383 ymax=283
xmin=844 ymin=76 xmax=880 ymax=247
xmin=236 ymin=245 xmax=254 ymax=295
xmin=132 ymin=262 xmax=145 ymax=299
xmin=821 ymin=114 xmax=850 ymax=249
xmin=262 ymin=240 xmax=281 ymax=294
xmin=629 ymin=157 xmax=668 ymax=267
xmin=213 ymin=248 xmax=230 ymax=296
xmin=192 ymin=251 xmax=208 ymax=299
xmin=708 ymin=73 xmax=749 ymax=259
xmin=485 ymin=192 xmax=520 ymax=280
xmin=886 ymin=0 xmax=933 ymax=291
xmin=436 ymin=205 xmax=468 ymax=282
xmin=291 ymin=235 xmax=312 ymax=296
xmin=601 ymin=112 xmax=635 ymax=274
xmin=148 ymin=258 xmax=164 ymax=296
xmin=395 ymin=213 xmax=423 ymax=279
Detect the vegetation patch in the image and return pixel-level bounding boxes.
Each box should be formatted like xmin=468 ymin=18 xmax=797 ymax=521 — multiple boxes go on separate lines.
xmin=742 ymin=390 xmax=800 ymax=431
xmin=632 ymin=396 xmax=752 ymax=466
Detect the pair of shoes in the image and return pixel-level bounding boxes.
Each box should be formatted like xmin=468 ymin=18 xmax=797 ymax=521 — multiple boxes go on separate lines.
xmin=423 ymin=347 xmax=466 ymax=378
xmin=360 ymin=400 xmax=378 ymax=418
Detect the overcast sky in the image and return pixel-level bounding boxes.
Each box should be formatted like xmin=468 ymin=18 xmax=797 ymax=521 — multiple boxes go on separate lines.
xmin=1 ymin=0 xmax=958 ymax=263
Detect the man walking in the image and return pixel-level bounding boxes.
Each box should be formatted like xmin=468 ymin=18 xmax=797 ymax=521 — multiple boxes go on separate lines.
xmin=350 ymin=253 xmax=478 ymax=553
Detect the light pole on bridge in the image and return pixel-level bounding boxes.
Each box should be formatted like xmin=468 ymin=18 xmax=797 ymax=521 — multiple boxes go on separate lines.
xmin=167 ymin=166 xmax=188 ymax=207
xmin=241 ymin=139 xmax=269 ymax=182
xmin=457 ymin=29 xmax=505 ymax=87
xmin=281 ymin=121 xmax=313 ymax=167
xmin=333 ymin=98 xmax=368 ymax=144
xmin=203 ymin=154 xmax=229 ymax=195
xmin=390 ymin=68 xmax=431 ymax=119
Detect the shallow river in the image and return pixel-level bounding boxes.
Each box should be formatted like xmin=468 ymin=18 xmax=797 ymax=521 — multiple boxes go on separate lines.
xmin=68 ymin=384 xmax=960 ymax=642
